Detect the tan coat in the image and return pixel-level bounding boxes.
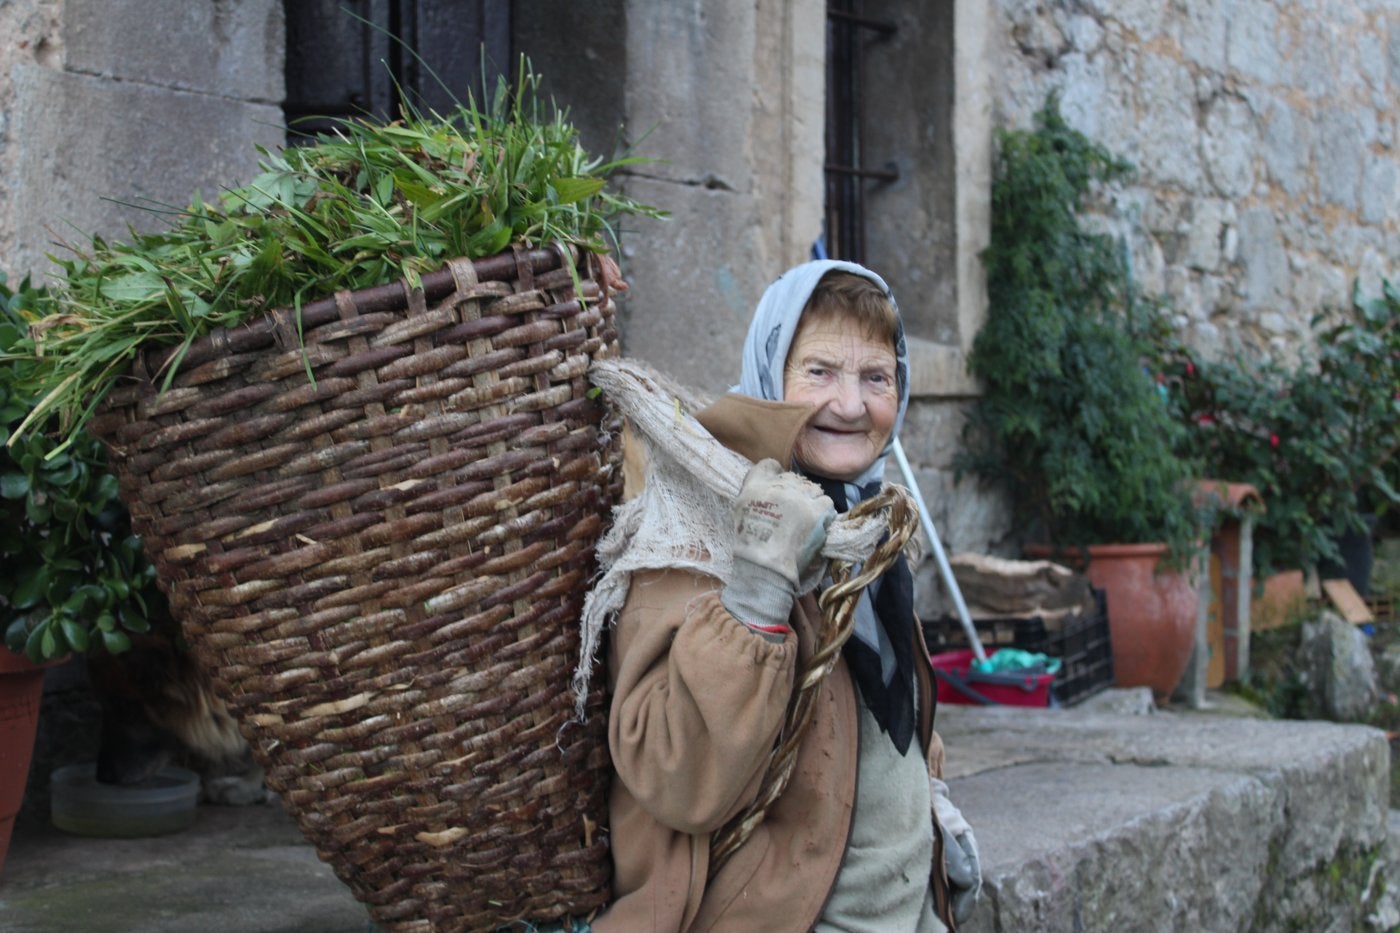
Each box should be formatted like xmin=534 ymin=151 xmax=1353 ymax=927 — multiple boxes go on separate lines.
xmin=593 ymin=395 xmax=954 ymax=932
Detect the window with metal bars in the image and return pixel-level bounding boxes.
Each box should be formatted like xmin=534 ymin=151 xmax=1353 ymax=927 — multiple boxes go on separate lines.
xmin=823 ymin=2 xmax=898 ymax=264
xmin=282 ymin=1 xmax=510 ymax=144
xmin=824 ymin=1 xmax=963 ymax=350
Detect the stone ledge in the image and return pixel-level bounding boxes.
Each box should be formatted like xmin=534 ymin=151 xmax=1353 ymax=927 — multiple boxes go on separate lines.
xmin=939 ymin=701 xmax=1392 ymax=931
xmin=907 ymin=336 xmax=980 ymax=399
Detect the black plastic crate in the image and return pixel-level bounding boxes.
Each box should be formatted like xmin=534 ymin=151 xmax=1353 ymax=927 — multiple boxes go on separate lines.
xmin=923 ymin=588 xmax=1113 ymax=707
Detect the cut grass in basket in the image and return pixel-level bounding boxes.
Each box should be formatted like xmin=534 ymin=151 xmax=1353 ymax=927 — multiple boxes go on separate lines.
xmin=8 ymin=57 xmax=663 ymax=456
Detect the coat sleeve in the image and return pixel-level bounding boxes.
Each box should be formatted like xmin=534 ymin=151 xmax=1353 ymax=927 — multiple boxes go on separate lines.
xmin=607 ymin=567 xmax=798 ymax=835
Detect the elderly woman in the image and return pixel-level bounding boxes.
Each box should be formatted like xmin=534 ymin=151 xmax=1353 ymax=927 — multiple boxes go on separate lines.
xmin=593 ymin=260 xmax=981 ymax=932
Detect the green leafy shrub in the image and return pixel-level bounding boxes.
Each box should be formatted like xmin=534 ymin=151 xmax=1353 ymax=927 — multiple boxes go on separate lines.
xmin=958 ymin=93 xmax=1203 ymax=565
xmin=1318 ymin=280 xmax=1400 ymax=517
xmin=1 ymin=273 xmax=169 ymax=661
xmin=1155 ymin=280 xmax=1399 ymax=576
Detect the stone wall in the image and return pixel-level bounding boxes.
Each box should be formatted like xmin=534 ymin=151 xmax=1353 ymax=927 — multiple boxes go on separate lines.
xmin=992 ymin=0 xmax=1400 ymax=360
xmin=7 ymin=0 xmax=1382 ymax=565
xmin=0 ymin=0 xmax=61 ymax=277
xmin=0 ymin=0 xmax=285 ymax=284
xmin=609 ymin=0 xmax=828 ymax=396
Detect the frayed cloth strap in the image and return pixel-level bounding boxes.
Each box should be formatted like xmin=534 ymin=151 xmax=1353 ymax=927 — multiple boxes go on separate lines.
xmin=572 ymin=357 xmax=891 ymax=715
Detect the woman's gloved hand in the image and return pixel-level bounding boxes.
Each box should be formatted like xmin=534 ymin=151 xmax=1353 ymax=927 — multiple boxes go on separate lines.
xmin=931 ymin=776 xmax=982 ymax=923
xmin=721 ymin=459 xmax=835 ymax=639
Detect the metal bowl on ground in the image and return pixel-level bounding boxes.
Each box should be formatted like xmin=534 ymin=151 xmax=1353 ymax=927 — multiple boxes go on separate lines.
xmin=50 ymin=763 xmax=199 ymax=838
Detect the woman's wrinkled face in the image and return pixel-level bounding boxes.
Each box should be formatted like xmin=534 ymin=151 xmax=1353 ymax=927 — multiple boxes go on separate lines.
xmin=784 ymin=315 xmax=899 ymax=482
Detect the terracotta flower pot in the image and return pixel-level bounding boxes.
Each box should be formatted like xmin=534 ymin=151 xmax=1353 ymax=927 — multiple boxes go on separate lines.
xmin=1250 ymin=569 xmax=1307 ymax=631
xmin=1028 ymin=543 xmax=1198 ymax=704
xmin=0 ymin=652 xmax=62 ymax=874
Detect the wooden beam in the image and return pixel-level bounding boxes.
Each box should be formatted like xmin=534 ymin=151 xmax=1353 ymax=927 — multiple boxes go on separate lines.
xmin=1322 ymin=578 xmax=1374 ymax=624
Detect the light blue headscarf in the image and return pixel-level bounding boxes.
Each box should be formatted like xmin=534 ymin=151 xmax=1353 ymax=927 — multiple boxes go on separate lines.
xmin=735 ymin=259 xmax=910 ymax=492
xmin=734 ymin=259 xmax=918 ymax=751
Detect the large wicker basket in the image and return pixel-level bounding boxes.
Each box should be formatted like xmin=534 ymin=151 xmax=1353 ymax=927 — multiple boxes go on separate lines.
xmin=86 ymin=245 xmax=620 ymax=931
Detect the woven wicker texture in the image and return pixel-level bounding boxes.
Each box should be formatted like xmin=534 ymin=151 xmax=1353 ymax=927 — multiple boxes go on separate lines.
xmin=87 ymin=246 xmax=620 ymax=931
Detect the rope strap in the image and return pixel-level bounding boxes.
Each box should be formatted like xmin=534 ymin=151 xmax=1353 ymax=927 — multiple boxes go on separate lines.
xmin=708 ymin=484 xmax=919 ymax=876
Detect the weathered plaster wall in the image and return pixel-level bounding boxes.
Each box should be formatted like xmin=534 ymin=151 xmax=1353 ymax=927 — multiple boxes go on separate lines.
xmin=519 ymin=1 xmax=828 ymax=397
xmin=0 ymin=0 xmax=284 ymax=284
xmin=606 ymin=0 xmax=828 ymax=395
xmin=992 ymin=0 xmax=1400 ymax=359
xmin=0 ymin=0 xmax=62 ymax=277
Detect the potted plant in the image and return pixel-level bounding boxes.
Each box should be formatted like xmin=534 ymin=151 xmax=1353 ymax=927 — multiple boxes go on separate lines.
xmin=957 ymin=93 xmax=1205 ymax=703
xmin=0 ymin=272 xmax=174 ymax=871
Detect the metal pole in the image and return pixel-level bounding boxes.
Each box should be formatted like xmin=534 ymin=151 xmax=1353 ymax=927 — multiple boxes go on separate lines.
xmin=891 ymin=438 xmax=987 ymax=663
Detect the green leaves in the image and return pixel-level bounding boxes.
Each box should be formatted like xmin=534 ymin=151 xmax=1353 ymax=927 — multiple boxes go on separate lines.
xmin=1 ymin=273 xmax=168 ymax=662
xmin=962 ymin=92 xmax=1202 ymax=567
xmin=7 ymin=57 xmax=664 ymax=453
xmin=97 ymin=270 xmax=167 ymax=303
xmin=1156 ymin=279 xmax=1399 ymax=576
xmin=553 ymin=177 xmax=606 ymax=205
xmin=0 ymin=471 xmax=27 ymax=498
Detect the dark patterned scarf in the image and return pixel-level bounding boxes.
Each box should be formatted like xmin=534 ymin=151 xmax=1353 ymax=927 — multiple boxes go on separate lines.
xmin=814 ymin=476 xmax=917 ymax=756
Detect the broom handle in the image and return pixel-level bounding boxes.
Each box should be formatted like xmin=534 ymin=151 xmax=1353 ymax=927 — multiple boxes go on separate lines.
xmin=891 ymin=438 xmax=987 ymax=663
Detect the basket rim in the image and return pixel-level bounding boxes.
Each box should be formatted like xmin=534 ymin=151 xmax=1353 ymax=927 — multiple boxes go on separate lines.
xmin=130 ymin=245 xmax=579 ymax=381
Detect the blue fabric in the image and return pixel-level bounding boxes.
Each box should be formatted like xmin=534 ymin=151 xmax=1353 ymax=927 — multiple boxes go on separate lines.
xmin=496 ymin=920 xmax=592 ymax=932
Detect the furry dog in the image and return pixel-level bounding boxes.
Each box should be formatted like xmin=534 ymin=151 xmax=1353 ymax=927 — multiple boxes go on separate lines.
xmin=87 ymin=630 xmax=267 ymax=805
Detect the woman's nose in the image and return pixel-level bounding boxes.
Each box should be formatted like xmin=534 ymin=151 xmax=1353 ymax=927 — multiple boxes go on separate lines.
xmin=826 ymin=377 xmax=865 ymax=419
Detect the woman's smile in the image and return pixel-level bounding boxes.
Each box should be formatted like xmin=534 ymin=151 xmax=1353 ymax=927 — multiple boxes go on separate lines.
xmin=783 ymin=317 xmax=898 ymax=482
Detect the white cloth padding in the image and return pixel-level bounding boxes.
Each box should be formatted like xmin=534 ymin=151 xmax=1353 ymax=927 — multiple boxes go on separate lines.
xmin=573 ymin=357 xmax=892 ymax=718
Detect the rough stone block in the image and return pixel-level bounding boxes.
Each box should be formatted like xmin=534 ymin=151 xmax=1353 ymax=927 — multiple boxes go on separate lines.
xmin=938 ymin=707 xmax=1390 ymax=930
xmin=621 ymin=1 xmax=762 ymax=188
xmin=615 ymin=175 xmax=768 ymax=395
xmin=10 ymin=64 xmax=283 ymax=279
xmin=63 ymin=0 xmax=283 ymax=101
xmin=961 ymin=762 xmax=1277 ymax=932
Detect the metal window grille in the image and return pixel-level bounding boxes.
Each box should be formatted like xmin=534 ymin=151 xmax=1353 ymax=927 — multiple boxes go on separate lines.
xmin=824 ymin=2 xmax=898 ymax=263
xmin=283 ymin=0 xmax=510 ymax=144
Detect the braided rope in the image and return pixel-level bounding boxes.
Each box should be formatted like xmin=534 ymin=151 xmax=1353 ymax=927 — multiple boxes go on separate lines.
xmin=708 ymin=483 xmax=919 ymax=876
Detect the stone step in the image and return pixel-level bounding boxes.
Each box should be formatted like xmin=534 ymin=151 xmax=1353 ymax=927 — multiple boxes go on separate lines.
xmin=938 ymin=693 xmax=1394 ymax=932
xmin=4 ymin=689 xmax=1392 ymax=931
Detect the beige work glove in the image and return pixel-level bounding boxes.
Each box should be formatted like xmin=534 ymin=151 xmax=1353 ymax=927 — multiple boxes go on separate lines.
xmin=720 ymin=459 xmax=836 ymax=639
xmin=932 ymin=776 xmax=982 ymax=923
